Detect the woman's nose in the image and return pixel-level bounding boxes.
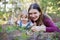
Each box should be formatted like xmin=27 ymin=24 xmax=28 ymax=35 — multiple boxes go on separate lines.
xmin=31 ymin=14 xmax=35 ymax=17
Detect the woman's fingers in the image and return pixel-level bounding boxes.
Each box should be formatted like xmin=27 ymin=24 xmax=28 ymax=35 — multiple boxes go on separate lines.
xmin=31 ymin=26 xmax=46 ymax=32
xmin=31 ymin=27 xmax=36 ymax=32
xmin=31 ymin=26 xmax=40 ymax=32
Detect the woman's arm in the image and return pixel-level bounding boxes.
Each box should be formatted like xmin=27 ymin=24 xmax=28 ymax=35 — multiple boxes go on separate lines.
xmin=43 ymin=15 xmax=60 ymax=32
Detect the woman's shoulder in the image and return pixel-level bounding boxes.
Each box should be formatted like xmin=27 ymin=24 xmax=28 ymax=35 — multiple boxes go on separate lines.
xmin=43 ymin=14 xmax=54 ymax=25
xmin=43 ymin=14 xmax=52 ymax=21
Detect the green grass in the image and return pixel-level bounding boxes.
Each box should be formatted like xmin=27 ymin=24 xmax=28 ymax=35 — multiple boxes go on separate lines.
xmin=0 ymin=24 xmax=60 ymax=40
xmin=5 ymin=25 xmax=18 ymax=33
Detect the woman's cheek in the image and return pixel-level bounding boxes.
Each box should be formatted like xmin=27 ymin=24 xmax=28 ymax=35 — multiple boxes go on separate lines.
xmin=36 ymin=13 xmax=39 ymax=16
xmin=30 ymin=15 xmax=32 ymax=19
xmin=30 ymin=15 xmax=32 ymax=17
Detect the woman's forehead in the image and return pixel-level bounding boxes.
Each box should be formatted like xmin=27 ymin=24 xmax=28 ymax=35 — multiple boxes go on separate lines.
xmin=29 ymin=9 xmax=39 ymax=13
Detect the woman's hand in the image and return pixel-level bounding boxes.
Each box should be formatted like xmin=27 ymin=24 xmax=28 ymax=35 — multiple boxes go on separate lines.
xmin=31 ymin=25 xmax=46 ymax=32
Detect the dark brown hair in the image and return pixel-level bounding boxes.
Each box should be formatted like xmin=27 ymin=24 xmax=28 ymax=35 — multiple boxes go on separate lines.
xmin=28 ymin=3 xmax=43 ymax=26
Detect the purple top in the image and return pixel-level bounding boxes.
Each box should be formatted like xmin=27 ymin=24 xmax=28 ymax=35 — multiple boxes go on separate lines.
xmin=43 ymin=15 xmax=60 ymax=32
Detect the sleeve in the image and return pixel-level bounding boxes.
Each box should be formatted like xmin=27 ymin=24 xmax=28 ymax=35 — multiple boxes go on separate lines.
xmin=43 ymin=15 xmax=60 ymax=32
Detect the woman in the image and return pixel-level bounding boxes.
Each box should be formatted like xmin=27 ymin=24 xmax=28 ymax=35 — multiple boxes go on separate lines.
xmin=28 ymin=3 xmax=60 ymax=32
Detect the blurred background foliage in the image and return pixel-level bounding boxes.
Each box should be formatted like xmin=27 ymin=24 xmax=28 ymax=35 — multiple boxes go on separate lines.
xmin=0 ymin=0 xmax=60 ymax=26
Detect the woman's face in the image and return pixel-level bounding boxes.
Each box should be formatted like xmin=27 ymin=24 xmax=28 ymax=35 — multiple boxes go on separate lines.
xmin=29 ymin=9 xmax=41 ymax=22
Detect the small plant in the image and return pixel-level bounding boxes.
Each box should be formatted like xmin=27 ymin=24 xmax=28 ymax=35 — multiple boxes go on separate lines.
xmin=51 ymin=32 xmax=60 ymax=40
xmin=5 ymin=25 xmax=18 ymax=33
xmin=0 ymin=25 xmax=3 ymax=32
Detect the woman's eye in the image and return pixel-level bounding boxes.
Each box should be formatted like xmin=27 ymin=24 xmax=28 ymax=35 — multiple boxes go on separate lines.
xmin=29 ymin=13 xmax=32 ymax=15
xmin=34 ymin=12 xmax=37 ymax=14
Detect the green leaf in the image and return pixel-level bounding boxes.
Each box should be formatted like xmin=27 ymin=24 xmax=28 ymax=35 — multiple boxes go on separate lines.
xmin=0 ymin=25 xmax=2 ymax=32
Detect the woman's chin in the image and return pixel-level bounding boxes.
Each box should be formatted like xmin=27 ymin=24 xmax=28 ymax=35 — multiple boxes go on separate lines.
xmin=32 ymin=19 xmax=37 ymax=22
